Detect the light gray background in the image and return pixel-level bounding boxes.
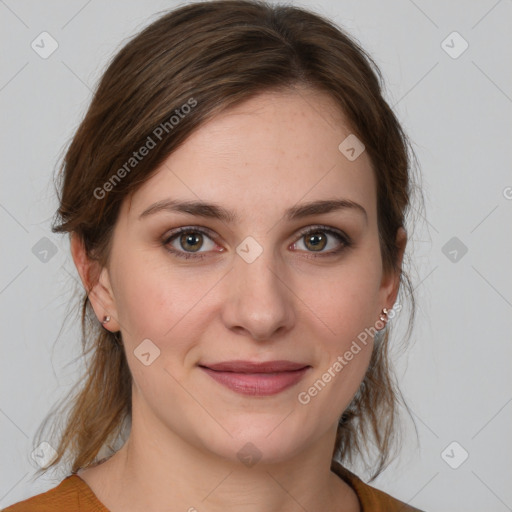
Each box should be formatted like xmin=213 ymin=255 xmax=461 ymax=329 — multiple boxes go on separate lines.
xmin=1 ymin=1 xmax=511 ymax=511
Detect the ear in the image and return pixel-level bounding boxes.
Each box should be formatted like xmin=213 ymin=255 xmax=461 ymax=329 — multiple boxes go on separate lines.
xmin=70 ymin=232 xmax=120 ymax=332
xmin=379 ymin=226 xmax=407 ymax=310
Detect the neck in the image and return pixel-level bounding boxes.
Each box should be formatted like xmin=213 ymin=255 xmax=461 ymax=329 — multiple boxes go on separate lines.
xmin=82 ymin=393 xmax=359 ymax=512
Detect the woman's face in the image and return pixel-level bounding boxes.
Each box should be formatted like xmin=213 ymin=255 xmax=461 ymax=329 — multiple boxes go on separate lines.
xmin=80 ymin=88 xmax=403 ymax=465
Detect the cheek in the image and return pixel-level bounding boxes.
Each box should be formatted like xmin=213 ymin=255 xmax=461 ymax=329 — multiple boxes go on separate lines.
xmin=295 ymin=248 xmax=382 ymax=406
xmin=112 ymin=249 xmax=217 ymax=341
xmin=296 ymin=271 xmax=378 ymax=422
xmin=301 ymin=254 xmax=383 ymax=345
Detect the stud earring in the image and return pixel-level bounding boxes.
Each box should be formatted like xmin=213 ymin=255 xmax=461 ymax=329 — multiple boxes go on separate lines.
xmin=379 ymin=308 xmax=389 ymax=323
xmin=101 ymin=315 xmax=111 ymax=324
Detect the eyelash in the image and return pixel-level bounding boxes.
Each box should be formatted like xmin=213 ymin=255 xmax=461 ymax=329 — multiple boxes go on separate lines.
xmin=162 ymin=225 xmax=352 ymax=261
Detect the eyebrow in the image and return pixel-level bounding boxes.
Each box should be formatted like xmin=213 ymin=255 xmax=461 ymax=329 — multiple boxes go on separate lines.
xmin=138 ymin=198 xmax=367 ymax=224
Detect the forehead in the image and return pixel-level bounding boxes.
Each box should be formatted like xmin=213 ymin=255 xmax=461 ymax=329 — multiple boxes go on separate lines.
xmin=126 ymin=88 xmax=377 ymax=224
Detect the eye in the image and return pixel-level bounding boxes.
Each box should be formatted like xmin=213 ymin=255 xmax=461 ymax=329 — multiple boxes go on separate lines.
xmin=163 ymin=227 xmax=221 ymax=259
xmin=291 ymin=225 xmax=352 ymax=257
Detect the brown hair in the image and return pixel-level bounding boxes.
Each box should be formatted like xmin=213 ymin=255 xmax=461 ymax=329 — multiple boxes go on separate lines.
xmin=33 ymin=0 xmax=422 ymax=482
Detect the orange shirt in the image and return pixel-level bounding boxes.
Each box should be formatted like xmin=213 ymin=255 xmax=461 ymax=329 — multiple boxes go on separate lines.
xmin=2 ymin=460 xmax=424 ymax=511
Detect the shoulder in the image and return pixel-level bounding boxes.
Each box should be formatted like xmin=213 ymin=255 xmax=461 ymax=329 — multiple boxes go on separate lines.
xmin=1 ymin=475 xmax=107 ymax=512
xmin=331 ymin=460 xmax=426 ymax=512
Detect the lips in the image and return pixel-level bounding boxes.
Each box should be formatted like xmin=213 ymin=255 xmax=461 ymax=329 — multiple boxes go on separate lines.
xmin=198 ymin=360 xmax=311 ymax=396
xmin=201 ymin=360 xmax=309 ymax=373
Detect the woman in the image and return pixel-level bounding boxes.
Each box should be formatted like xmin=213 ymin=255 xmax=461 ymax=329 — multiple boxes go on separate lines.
xmin=3 ymin=0 xmax=425 ymax=510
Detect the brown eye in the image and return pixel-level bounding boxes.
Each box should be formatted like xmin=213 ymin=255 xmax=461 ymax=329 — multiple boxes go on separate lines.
xmin=292 ymin=226 xmax=352 ymax=257
xmin=163 ymin=227 xmax=218 ymax=259
xmin=179 ymin=232 xmax=203 ymax=252
xmin=304 ymin=232 xmax=327 ymax=251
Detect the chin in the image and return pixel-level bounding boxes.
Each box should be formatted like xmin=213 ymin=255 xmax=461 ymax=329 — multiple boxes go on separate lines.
xmin=201 ymin=415 xmax=316 ymax=467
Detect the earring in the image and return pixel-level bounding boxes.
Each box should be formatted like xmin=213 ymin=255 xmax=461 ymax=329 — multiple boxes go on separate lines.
xmin=375 ymin=307 xmax=389 ymax=333
xmin=100 ymin=315 xmax=122 ymax=345
xmin=379 ymin=308 xmax=389 ymax=323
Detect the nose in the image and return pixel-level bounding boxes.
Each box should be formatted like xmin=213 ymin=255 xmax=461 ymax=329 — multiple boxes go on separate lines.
xmin=220 ymin=249 xmax=296 ymax=342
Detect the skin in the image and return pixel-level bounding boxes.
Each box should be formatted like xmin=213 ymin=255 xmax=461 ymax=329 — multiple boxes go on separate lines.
xmin=71 ymin=87 xmax=406 ymax=512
